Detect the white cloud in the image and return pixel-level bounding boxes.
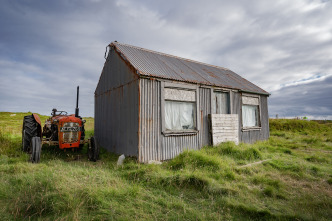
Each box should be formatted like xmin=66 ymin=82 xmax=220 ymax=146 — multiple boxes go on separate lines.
xmin=280 ymin=74 xmax=332 ymax=89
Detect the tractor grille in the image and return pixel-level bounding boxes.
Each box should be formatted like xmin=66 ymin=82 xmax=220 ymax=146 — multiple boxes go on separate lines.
xmin=62 ymin=122 xmax=79 ymax=143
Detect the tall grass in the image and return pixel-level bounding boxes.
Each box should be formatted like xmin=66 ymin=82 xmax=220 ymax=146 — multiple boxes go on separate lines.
xmin=0 ymin=113 xmax=331 ymax=220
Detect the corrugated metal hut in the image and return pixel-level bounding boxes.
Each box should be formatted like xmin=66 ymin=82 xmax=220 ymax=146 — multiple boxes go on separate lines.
xmin=95 ymin=42 xmax=270 ymax=162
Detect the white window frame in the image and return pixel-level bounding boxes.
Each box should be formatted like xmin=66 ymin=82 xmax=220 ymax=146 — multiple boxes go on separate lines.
xmin=241 ymin=93 xmax=261 ymax=131
xmin=161 ymin=81 xmax=199 ymax=136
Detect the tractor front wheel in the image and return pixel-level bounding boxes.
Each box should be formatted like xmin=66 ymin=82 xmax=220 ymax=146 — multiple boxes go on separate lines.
xmin=88 ymin=136 xmax=99 ymax=162
xmin=30 ymin=137 xmax=41 ymax=163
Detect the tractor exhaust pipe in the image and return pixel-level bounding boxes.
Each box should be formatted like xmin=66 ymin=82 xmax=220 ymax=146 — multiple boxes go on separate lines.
xmin=75 ymin=86 xmax=79 ymax=117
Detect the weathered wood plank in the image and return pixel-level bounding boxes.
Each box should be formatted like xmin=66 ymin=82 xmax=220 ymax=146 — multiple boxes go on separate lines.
xmin=211 ymin=118 xmax=238 ymax=122
xmin=214 ymin=138 xmax=238 ymax=143
xmin=213 ymin=133 xmax=238 ymax=137
xmin=242 ymin=96 xmax=259 ymax=105
xmin=212 ymin=121 xmax=239 ymax=125
xmin=212 ymin=128 xmax=238 ymax=132
xmin=164 ymin=88 xmax=196 ymax=102
xmin=213 ymin=134 xmax=238 ymax=139
xmin=212 ymin=129 xmax=238 ymax=133
xmin=211 ymin=127 xmax=238 ymax=131
xmin=210 ymin=114 xmax=239 ymax=145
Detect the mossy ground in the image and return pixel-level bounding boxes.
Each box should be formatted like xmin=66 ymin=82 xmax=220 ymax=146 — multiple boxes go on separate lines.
xmin=0 ymin=113 xmax=331 ymax=220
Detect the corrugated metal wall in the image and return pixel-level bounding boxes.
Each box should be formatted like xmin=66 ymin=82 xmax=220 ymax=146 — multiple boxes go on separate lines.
xmin=138 ymin=78 xmax=161 ymax=161
xmin=199 ymin=87 xmax=211 ymax=147
xmin=231 ymin=91 xmax=242 ymax=140
xmin=260 ymin=95 xmax=270 ymax=139
xmin=95 ymin=49 xmax=139 ymax=157
xmin=237 ymin=94 xmax=270 ymax=143
xmin=138 ymin=79 xmax=212 ymax=162
xmin=138 ymin=79 xmax=269 ymax=162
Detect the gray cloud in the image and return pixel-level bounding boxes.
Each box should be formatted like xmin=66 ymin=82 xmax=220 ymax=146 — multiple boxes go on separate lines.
xmin=0 ymin=0 xmax=331 ymax=119
xmin=269 ymin=75 xmax=332 ymax=119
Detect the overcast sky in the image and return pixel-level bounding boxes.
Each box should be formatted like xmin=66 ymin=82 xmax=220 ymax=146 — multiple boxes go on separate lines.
xmin=0 ymin=0 xmax=331 ymax=119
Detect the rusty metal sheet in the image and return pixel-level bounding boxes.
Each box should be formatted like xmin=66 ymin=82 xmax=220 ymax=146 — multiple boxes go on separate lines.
xmin=94 ymin=48 xmax=140 ymax=158
xmin=112 ymin=42 xmax=269 ymax=95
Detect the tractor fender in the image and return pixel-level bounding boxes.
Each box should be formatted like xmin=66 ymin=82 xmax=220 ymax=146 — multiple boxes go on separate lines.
xmin=32 ymin=113 xmax=42 ymax=137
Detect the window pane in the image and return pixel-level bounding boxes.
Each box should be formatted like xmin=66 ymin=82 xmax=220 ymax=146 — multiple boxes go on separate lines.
xmin=165 ymin=101 xmax=195 ymax=130
xmin=242 ymin=105 xmax=258 ymax=127
xmin=214 ymin=92 xmax=230 ymax=114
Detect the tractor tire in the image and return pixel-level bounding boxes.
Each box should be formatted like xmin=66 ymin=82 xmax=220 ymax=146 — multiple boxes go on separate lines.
xmin=88 ymin=136 xmax=99 ymax=162
xmin=30 ymin=137 xmax=41 ymax=163
xmin=22 ymin=115 xmax=39 ymax=152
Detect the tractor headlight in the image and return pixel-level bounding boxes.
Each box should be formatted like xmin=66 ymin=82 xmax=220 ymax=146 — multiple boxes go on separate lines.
xmin=82 ymin=119 xmax=86 ymax=123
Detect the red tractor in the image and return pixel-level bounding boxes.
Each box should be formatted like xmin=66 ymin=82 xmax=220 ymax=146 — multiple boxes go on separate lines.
xmin=22 ymin=86 xmax=99 ymax=163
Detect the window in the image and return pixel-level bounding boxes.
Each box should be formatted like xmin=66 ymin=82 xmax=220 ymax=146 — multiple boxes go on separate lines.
xmin=242 ymin=95 xmax=260 ymax=128
xmin=161 ymin=82 xmax=198 ymax=134
xmin=165 ymin=101 xmax=195 ymax=130
xmin=212 ymin=91 xmax=230 ymax=114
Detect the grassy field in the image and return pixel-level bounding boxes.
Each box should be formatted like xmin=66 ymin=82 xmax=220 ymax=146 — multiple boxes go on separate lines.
xmin=0 ymin=112 xmax=331 ymax=220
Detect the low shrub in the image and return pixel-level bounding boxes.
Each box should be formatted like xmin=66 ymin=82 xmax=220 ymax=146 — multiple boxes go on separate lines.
xmin=167 ymin=150 xmax=220 ymax=171
xmin=213 ymin=142 xmax=262 ymax=161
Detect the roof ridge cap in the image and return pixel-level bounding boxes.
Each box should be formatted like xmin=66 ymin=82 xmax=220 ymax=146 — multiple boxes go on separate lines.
xmin=111 ymin=41 xmax=230 ymax=71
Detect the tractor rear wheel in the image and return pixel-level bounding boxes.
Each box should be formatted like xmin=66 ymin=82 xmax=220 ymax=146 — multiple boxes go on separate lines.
xmin=88 ymin=136 xmax=99 ymax=162
xmin=30 ymin=137 xmax=41 ymax=163
xmin=78 ymin=126 xmax=85 ymax=151
xmin=22 ymin=115 xmax=38 ymax=152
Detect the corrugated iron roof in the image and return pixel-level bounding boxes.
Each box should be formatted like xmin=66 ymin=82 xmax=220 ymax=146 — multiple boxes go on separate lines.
xmin=111 ymin=42 xmax=269 ymax=95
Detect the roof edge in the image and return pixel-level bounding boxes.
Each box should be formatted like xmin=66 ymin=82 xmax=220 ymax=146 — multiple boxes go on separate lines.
xmin=111 ymin=41 xmax=231 ymax=72
xmin=239 ymin=89 xmax=270 ymax=96
xmin=109 ymin=43 xmax=141 ymax=77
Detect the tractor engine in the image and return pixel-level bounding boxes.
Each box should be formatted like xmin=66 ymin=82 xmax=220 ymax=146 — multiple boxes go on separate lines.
xmin=42 ymin=112 xmax=85 ymax=149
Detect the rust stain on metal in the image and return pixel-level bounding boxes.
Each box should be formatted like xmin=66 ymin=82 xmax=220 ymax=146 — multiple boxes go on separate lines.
xmin=203 ymin=69 xmax=217 ymax=78
xmin=96 ymin=79 xmax=137 ymax=97
xmin=201 ymin=110 xmax=203 ymax=124
xmin=137 ymin=78 xmax=141 ymax=162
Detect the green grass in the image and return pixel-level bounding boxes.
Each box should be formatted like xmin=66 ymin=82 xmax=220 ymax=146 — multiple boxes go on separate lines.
xmin=0 ymin=113 xmax=331 ymax=220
